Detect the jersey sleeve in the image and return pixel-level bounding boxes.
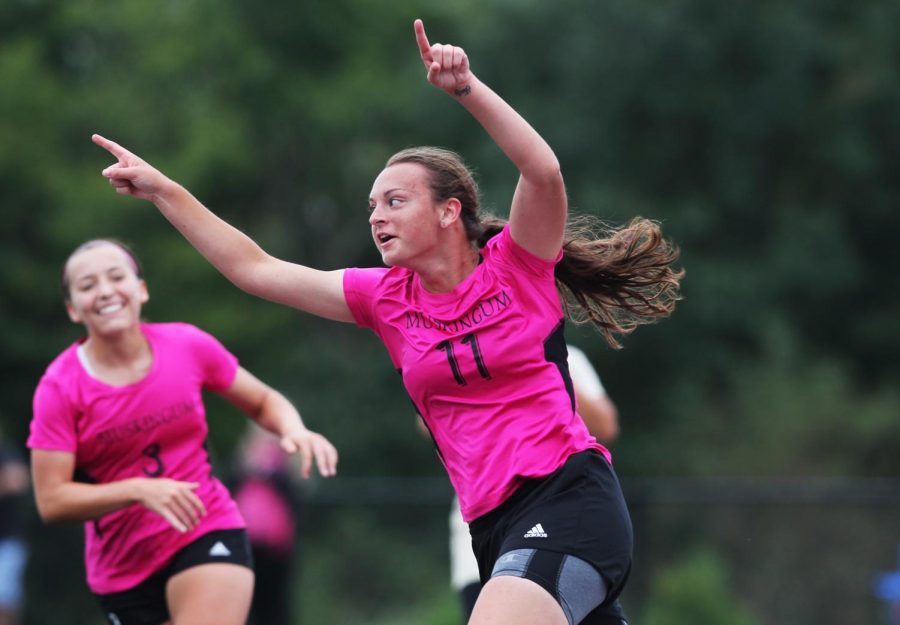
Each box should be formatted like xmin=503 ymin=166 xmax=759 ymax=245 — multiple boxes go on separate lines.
xmin=343 ymin=267 xmax=389 ymax=330
xmin=182 ymin=324 xmax=239 ymax=392
xmin=488 ymin=225 xmax=562 ymax=279
xmin=29 ymin=378 xmax=78 ymax=452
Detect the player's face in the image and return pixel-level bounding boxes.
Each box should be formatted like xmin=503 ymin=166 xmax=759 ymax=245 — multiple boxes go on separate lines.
xmin=64 ymin=244 xmax=148 ymax=338
xmin=368 ymin=163 xmax=444 ymax=268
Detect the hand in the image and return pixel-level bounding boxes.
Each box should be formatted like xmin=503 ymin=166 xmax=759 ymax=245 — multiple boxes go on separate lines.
xmin=92 ymin=134 xmax=174 ymax=202
xmin=135 ymin=477 xmax=207 ymax=533
xmin=414 ymin=19 xmax=473 ymax=96
xmin=280 ymin=427 xmax=339 ymax=479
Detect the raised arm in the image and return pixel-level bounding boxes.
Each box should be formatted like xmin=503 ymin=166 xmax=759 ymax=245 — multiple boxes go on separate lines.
xmin=415 ymin=19 xmax=566 ymax=259
xmin=92 ymin=134 xmax=354 ymax=322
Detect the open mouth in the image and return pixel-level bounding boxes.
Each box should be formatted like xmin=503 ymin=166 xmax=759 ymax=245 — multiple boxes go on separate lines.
xmin=377 ymin=233 xmax=396 ymax=245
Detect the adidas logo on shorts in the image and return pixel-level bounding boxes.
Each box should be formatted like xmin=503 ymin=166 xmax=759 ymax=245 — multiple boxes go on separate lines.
xmin=209 ymin=541 xmax=232 ymax=557
xmin=523 ymin=523 xmax=548 ymax=538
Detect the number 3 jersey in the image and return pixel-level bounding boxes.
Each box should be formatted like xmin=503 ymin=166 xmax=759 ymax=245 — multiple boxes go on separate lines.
xmin=344 ymin=225 xmax=610 ymax=522
xmin=28 ymin=322 xmax=245 ymax=594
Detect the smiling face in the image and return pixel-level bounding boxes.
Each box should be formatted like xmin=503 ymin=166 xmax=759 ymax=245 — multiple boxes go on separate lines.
xmin=63 ymin=243 xmax=148 ymax=339
xmin=368 ymin=162 xmax=447 ymax=268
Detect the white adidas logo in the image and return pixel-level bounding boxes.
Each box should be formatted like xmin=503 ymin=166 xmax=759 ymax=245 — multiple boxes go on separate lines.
xmin=209 ymin=541 xmax=232 ymax=557
xmin=523 ymin=523 xmax=548 ymax=538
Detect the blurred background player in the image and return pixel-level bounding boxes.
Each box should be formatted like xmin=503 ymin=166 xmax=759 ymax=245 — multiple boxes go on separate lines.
xmin=231 ymin=423 xmax=304 ymax=625
xmin=566 ymin=345 xmax=619 ymax=444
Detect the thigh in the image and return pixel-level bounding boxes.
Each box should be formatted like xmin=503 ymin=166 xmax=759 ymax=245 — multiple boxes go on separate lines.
xmin=164 ymin=529 xmax=255 ymax=625
xmin=166 ymin=564 xmax=254 ymax=625
xmin=492 ymin=548 xmax=607 ymax=625
xmin=471 ymin=452 xmax=633 ymax=624
xmin=96 ymin=529 xmax=255 ymax=625
xmin=470 ymin=576 xmax=567 ymax=625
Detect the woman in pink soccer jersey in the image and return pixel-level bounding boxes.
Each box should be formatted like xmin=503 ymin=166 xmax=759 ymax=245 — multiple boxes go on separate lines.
xmin=93 ymin=19 xmax=681 ymax=625
xmin=29 ymin=239 xmax=338 ymax=625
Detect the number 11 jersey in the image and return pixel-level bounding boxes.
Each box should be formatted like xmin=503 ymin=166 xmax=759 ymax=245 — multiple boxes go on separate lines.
xmin=344 ymin=225 xmax=609 ymax=522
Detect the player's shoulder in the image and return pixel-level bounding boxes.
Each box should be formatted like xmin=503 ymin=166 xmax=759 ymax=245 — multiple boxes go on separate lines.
xmin=143 ymin=321 xmax=210 ymax=341
xmin=34 ymin=343 xmax=82 ymax=410
xmin=39 ymin=341 xmax=80 ymax=384
xmin=368 ymin=265 xmax=407 ymax=283
xmin=483 ymin=224 xmax=560 ymax=277
xmin=350 ymin=265 xmax=412 ymax=295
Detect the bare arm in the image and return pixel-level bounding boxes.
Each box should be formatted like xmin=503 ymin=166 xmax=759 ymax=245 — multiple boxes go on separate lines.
xmin=92 ymin=134 xmax=354 ymax=323
xmin=576 ymin=388 xmax=620 ymax=444
xmin=415 ymin=19 xmax=566 ymax=260
xmin=219 ymin=367 xmax=338 ymax=479
xmin=31 ymin=449 xmax=206 ymax=533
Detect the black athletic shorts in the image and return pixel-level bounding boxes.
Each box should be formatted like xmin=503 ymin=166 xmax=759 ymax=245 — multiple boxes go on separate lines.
xmin=469 ymin=450 xmax=633 ymax=625
xmin=95 ymin=528 xmax=254 ymax=625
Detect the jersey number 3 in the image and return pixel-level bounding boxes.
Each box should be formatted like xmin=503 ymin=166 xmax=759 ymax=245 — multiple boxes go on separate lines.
xmin=141 ymin=443 xmax=165 ymax=477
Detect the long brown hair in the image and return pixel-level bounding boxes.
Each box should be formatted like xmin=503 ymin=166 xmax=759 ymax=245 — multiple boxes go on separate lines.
xmin=387 ymin=147 xmax=684 ymax=348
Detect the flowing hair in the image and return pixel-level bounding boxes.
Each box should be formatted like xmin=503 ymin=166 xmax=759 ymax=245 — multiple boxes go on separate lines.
xmin=387 ymin=147 xmax=684 ymax=348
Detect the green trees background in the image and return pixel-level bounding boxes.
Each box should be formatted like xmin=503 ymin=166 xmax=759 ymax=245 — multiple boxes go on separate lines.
xmin=2 ymin=1 xmax=898 ymax=624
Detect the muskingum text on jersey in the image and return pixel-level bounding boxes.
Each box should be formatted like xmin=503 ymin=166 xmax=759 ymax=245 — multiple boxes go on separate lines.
xmin=404 ymin=290 xmax=511 ymax=333
xmin=95 ymin=399 xmax=198 ymax=445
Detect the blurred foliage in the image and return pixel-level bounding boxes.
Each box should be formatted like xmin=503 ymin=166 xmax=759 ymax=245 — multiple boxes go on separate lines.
xmin=643 ymin=549 xmax=758 ymax=625
xmin=2 ymin=0 xmax=898 ymax=623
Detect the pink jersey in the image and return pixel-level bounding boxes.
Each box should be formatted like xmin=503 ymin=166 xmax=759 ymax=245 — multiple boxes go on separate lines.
xmin=28 ymin=322 xmax=245 ymax=594
xmin=344 ymin=226 xmax=610 ymax=521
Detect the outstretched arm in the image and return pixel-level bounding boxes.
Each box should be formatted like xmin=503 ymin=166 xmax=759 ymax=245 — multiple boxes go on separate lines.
xmin=92 ymin=134 xmax=354 ymax=322
xmin=220 ymin=367 xmax=338 ymax=479
xmin=415 ymin=19 xmax=566 ymax=260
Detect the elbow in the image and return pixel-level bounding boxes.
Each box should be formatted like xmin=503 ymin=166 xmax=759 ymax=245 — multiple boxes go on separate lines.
xmin=524 ymin=161 xmax=563 ymax=187
xmin=601 ymin=421 xmax=621 ymax=444
xmin=35 ymin=499 xmax=64 ymax=524
xmin=544 ymin=160 xmax=563 ymax=181
xmin=230 ymin=255 xmax=277 ymax=299
xmin=523 ymin=146 xmax=561 ymax=178
xmin=34 ymin=490 xmax=75 ymax=524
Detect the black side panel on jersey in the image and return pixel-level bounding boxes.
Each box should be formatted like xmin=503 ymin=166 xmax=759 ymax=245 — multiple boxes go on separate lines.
xmin=543 ymin=320 xmax=575 ymax=412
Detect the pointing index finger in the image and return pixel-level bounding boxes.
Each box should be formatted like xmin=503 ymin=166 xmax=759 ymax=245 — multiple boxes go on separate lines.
xmin=91 ymin=134 xmax=130 ymax=160
xmin=414 ymin=19 xmax=432 ymax=64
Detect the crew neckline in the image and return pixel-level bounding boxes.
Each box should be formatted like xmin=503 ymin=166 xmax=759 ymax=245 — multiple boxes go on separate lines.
xmin=75 ymin=325 xmax=157 ymax=390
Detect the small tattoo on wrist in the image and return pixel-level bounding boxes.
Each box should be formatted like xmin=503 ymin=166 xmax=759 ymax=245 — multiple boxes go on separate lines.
xmin=454 ymin=85 xmax=472 ymax=97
